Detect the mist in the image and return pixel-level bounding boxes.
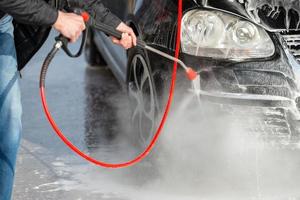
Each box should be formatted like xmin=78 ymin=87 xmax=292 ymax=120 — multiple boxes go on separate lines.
xmin=152 ymin=87 xmax=300 ymax=199
xmin=48 ymin=68 xmax=300 ymax=200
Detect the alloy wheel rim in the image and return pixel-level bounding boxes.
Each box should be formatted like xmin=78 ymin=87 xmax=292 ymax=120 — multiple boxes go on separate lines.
xmin=128 ymin=54 xmax=156 ymax=145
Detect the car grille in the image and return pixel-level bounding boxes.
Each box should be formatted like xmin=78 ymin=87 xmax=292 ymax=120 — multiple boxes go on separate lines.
xmin=257 ymin=5 xmax=300 ymax=30
xmin=215 ymin=105 xmax=299 ymax=148
xmin=281 ymin=31 xmax=300 ymax=64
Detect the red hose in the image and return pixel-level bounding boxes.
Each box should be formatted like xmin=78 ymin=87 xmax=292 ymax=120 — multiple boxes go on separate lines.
xmin=40 ymin=0 xmax=182 ymax=168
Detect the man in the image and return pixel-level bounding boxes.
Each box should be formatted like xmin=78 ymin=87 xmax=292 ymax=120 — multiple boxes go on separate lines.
xmin=0 ymin=0 xmax=137 ymax=199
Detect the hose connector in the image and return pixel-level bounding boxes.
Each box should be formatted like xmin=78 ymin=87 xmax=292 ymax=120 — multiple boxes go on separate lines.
xmin=55 ymin=41 xmax=63 ymax=49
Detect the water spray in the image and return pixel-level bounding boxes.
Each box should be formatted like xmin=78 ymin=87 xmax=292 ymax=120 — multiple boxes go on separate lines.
xmin=39 ymin=1 xmax=199 ymax=168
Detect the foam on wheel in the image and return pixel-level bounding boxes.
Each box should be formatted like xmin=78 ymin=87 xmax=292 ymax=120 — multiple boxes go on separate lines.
xmin=127 ymin=49 xmax=158 ymax=147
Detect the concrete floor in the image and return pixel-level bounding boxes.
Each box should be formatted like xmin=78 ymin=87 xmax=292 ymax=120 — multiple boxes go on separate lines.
xmin=13 ymin=32 xmax=300 ymax=200
xmin=14 ymin=32 xmax=143 ymax=200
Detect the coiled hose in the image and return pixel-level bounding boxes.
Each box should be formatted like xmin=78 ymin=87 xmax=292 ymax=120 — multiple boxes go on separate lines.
xmin=39 ymin=0 xmax=182 ymax=168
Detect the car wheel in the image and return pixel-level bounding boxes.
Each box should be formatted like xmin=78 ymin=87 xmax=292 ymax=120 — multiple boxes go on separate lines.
xmin=127 ymin=48 xmax=159 ymax=147
xmin=85 ymin=29 xmax=106 ymax=67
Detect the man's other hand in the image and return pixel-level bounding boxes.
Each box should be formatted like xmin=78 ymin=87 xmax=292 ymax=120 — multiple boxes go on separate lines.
xmin=111 ymin=22 xmax=137 ymax=49
xmin=53 ymin=11 xmax=86 ymax=43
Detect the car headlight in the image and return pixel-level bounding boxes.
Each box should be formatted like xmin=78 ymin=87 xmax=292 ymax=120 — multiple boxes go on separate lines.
xmin=181 ymin=10 xmax=275 ymax=60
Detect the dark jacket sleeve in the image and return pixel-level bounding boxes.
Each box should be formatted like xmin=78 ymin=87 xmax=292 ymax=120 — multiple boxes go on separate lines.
xmin=0 ymin=0 xmax=58 ymax=26
xmin=68 ymin=0 xmax=122 ymax=29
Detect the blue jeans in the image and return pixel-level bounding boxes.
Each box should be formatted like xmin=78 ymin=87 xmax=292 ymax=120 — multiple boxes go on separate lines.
xmin=0 ymin=15 xmax=22 ymax=200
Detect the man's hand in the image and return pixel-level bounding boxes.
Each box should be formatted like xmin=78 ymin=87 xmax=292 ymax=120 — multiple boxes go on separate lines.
xmin=53 ymin=11 xmax=86 ymax=43
xmin=111 ymin=22 xmax=137 ymax=49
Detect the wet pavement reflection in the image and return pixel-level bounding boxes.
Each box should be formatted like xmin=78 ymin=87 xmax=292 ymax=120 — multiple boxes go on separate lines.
xmin=13 ymin=32 xmax=300 ymax=200
xmin=14 ymin=32 xmax=161 ymax=200
xmin=14 ymin=32 xmax=141 ymax=199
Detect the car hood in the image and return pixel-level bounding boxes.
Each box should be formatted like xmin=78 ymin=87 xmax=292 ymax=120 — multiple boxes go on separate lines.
xmin=193 ymin=0 xmax=300 ymax=32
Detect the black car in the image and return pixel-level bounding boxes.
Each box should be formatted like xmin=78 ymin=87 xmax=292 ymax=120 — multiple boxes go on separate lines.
xmin=85 ymin=0 xmax=300 ymax=147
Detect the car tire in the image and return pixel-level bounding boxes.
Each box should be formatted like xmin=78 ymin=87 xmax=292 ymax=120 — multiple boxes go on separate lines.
xmin=127 ymin=47 xmax=160 ymax=147
xmin=85 ymin=29 xmax=106 ymax=67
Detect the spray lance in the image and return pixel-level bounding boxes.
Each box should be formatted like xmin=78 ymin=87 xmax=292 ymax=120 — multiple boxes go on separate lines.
xmin=39 ymin=4 xmax=200 ymax=168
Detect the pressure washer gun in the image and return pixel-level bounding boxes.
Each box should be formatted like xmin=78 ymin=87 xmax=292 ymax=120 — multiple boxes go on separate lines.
xmin=52 ymin=10 xmax=199 ymax=78
xmin=41 ymin=9 xmax=200 ymax=98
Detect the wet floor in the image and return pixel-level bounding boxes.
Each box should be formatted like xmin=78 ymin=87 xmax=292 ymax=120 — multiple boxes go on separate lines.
xmin=13 ymin=31 xmax=300 ymax=199
xmin=14 ymin=32 xmax=139 ymax=200
xmin=14 ymin=32 xmax=170 ymax=200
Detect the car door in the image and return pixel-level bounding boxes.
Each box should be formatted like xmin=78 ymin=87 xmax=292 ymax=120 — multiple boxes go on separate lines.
xmin=101 ymin=0 xmax=130 ymax=21
xmin=93 ymin=0 xmax=132 ymax=83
